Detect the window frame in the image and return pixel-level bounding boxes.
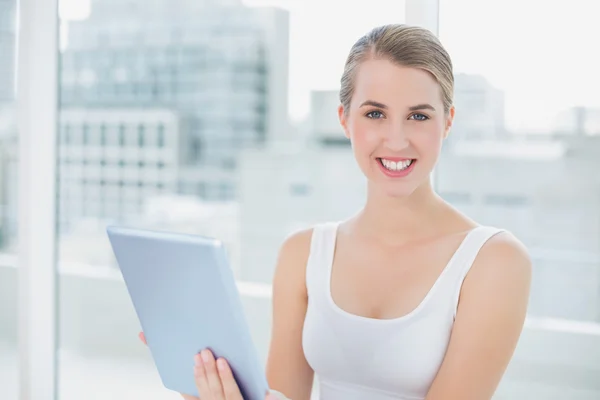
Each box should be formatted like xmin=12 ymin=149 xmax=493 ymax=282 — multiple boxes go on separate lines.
xmin=17 ymin=0 xmax=60 ymax=399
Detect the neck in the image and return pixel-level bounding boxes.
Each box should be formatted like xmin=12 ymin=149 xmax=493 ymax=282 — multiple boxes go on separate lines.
xmin=355 ymin=178 xmax=447 ymax=244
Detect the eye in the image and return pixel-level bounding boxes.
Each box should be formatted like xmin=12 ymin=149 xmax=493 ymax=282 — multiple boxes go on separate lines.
xmin=409 ymin=113 xmax=429 ymax=121
xmin=366 ymin=110 xmax=385 ymax=119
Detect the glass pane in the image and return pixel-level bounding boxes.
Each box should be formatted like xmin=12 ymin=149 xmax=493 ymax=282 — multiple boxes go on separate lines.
xmin=56 ymin=0 xmax=404 ymax=398
xmin=0 ymin=0 xmax=19 ymax=398
xmin=438 ymin=0 xmax=600 ymax=398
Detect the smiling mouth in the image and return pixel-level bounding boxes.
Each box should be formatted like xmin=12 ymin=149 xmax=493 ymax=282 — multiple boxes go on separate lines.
xmin=377 ymin=158 xmax=415 ymax=172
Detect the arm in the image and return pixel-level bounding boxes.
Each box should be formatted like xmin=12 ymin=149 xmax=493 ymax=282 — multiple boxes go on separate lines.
xmin=425 ymin=231 xmax=532 ymax=400
xmin=265 ymin=229 xmax=315 ymax=400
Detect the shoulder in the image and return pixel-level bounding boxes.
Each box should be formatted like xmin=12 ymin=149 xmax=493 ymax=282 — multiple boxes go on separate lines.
xmin=277 ymin=221 xmax=338 ymax=260
xmin=272 ymin=223 xmax=324 ymax=296
xmin=427 ymin=229 xmax=532 ymax=398
xmin=473 ymin=229 xmax=531 ymax=280
xmin=277 ymin=227 xmax=314 ymax=261
xmin=462 ymin=228 xmax=532 ymax=305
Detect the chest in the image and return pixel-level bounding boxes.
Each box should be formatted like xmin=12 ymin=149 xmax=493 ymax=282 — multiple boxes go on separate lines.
xmin=329 ymin=234 xmax=466 ymax=320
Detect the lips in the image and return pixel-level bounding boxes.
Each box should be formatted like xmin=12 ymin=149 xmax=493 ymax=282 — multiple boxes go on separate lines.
xmin=376 ymin=157 xmax=416 ymax=177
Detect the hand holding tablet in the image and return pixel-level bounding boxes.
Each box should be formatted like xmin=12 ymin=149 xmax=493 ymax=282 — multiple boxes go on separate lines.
xmin=106 ymin=226 xmax=277 ymax=399
xmin=138 ymin=332 xmax=289 ymax=400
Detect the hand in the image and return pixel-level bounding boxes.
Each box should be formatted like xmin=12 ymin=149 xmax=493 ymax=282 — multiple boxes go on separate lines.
xmin=138 ymin=332 xmax=282 ymax=400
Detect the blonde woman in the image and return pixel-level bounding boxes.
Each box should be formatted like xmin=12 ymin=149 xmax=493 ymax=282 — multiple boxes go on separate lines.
xmin=142 ymin=23 xmax=531 ymax=400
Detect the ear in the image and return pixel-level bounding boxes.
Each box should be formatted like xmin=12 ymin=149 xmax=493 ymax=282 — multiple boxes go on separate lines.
xmin=338 ymin=104 xmax=350 ymax=139
xmin=443 ymin=106 xmax=455 ymax=139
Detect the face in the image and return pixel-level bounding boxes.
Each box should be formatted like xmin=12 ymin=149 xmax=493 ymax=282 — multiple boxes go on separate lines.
xmin=338 ymin=58 xmax=454 ymax=198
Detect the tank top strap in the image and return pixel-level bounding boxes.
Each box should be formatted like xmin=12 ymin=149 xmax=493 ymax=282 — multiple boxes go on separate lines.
xmin=305 ymin=221 xmax=339 ymax=300
xmin=443 ymin=225 xmax=505 ymax=317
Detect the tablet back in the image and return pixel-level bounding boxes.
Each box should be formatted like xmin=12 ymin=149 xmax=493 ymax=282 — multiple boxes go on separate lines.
xmin=107 ymin=226 xmax=269 ymax=399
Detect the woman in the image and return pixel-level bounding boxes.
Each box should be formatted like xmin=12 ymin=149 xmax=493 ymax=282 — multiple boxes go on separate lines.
xmin=142 ymin=23 xmax=531 ymax=400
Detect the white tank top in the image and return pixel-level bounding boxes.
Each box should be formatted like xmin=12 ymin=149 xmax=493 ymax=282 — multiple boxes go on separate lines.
xmin=302 ymin=222 xmax=504 ymax=400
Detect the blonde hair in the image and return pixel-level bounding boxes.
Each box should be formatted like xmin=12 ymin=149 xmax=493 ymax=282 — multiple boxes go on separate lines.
xmin=339 ymin=24 xmax=454 ymax=115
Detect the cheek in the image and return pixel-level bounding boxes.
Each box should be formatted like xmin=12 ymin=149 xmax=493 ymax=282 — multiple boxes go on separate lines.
xmin=349 ymin=121 xmax=380 ymax=153
xmin=411 ymin=123 xmax=444 ymax=156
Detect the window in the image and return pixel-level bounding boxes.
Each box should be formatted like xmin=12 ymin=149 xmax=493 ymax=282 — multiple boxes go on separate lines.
xmin=81 ymin=123 xmax=90 ymax=145
xmin=437 ymin=0 xmax=600 ymax=396
xmin=63 ymin=124 xmax=71 ymax=144
xmin=118 ymin=123 xmax=125 ymax=146
xmin=137 ymin=124 xmax=145 ymax=147
xmin=100 ymin=123 xmax=107 ymax=146
xmin=53 ymin=1 xmax=408 ymax=397
xmin=25 ymin=1 xmax=597 ymax=400
xmin=157 ymin=123 xmax=165 ymax=147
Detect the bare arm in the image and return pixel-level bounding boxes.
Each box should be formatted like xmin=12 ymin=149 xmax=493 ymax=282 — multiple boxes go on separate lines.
xmin=425 ymin=232 xmax=532 ymax=400
xmin=265 ymin=229 xmax=315 ymax=400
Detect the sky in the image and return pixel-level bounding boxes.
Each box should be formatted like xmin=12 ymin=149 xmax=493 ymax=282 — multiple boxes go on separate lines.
xmin=59 ymin=0 xmax=600 ymax=133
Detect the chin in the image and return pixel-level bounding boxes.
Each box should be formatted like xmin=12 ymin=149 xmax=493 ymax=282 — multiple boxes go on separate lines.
xmin=375 ymin=181 xmax=420 ymax=199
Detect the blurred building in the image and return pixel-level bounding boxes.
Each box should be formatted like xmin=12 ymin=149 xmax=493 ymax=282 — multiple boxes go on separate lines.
xmin=553 ymin=106 xmax=600 ymax=136
xmin=58 ymin=194 xmax=240 ymax=274
xmin=450 ymin=73 xmax=506 ymax=141
xmin=57 ymin=108 xmax=180 ymax=232
xmin=308 ymin=90 xmax=348 ymax=147
xmin=0 ymin=0 xmax=16 ymax=103
xmin=59 ymin=0 xmax=289 ymax=209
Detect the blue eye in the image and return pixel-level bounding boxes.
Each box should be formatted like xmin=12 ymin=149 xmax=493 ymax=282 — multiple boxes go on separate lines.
xmin=409 ymin=113 xmax=429 ymax=121
xmin=366 ymin=110 xmax=385 ymax=119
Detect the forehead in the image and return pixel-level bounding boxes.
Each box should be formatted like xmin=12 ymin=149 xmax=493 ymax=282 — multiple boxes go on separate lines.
xmin=351 ymin=58 xmax=443 ymax=108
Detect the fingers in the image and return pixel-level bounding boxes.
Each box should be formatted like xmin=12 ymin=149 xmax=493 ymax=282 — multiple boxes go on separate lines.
xmin=216 ymin=357 xmax=243 ymax=400
xmin=193 ymin=352 xmax=214 ymax=399
xmin=193 ymin=350 xmax=243 ymax=400
xmin=138 ymin=331 xmax=147 ymax=345
xmin=200 ymin=350 xmax=227 ymax=400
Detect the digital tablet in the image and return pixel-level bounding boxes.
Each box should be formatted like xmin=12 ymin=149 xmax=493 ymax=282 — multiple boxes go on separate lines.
xmin=106 ymin=225 xmax=270 ymax=399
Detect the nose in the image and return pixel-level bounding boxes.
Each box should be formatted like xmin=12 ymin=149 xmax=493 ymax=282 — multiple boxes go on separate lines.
xmin=383 ymin=125 xmax=410 ymax=152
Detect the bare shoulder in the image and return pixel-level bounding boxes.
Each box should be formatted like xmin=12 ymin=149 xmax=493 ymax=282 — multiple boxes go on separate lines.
xmin=272 ymin=227 xmax=314 ymax=295
xmin=278 ymin=227 xmax=314 ymax=263
xmin=460 ymin=229 xmax=532 ymax=313
xmin=267 ymin=227 xmax=318 ymax=399
xmin=469 ymin=230 xmax=532 ymax=283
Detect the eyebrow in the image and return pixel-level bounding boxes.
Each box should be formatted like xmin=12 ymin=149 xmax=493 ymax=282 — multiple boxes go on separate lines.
xmin=409 ymin=103 xmax=436 ymax=112
xmin=359 ymin=100 xmax=436 ymax=112
xmin=359 ymin=100 xmax=388 ymax=109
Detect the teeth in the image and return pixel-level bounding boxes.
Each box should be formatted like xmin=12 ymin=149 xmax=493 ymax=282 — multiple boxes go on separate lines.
xmin=381 ymin=158 xmax=413 ymax=171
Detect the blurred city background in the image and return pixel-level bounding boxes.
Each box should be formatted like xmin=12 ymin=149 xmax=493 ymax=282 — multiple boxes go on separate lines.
xmin=1 ymin=0 xmax=600 ymax=399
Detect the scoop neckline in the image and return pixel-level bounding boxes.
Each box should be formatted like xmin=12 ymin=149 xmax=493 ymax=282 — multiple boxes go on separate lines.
xmin=325 ymin=221 xmax=481 ymax=324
